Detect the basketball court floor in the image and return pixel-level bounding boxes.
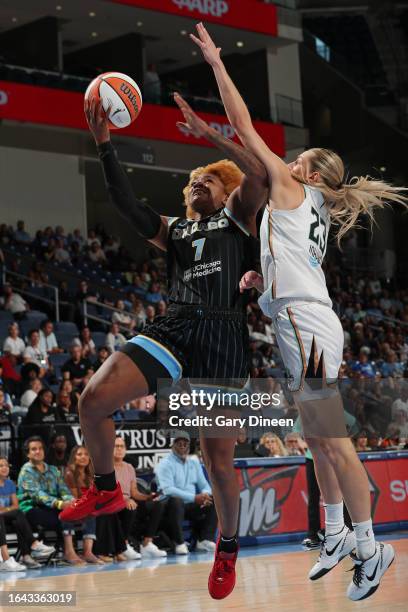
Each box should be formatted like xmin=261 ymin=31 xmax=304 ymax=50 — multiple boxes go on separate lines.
xmin=0 ymin=534 xmax=406 ymax=611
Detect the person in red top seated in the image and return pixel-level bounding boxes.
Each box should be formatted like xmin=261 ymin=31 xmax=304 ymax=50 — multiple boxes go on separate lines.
xmin=0 ymin=355 xmax=22 ymax=397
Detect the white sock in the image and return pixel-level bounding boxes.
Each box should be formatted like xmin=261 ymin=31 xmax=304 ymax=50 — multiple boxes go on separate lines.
xmin=352 ymin=518 xmax=376 ymax=560
xmin=324 ymin=502 xmax=345 ymax=536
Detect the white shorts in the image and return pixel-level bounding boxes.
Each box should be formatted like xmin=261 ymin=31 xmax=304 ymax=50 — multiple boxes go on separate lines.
xmin=272 ymin=301 xmax=344 ymax=392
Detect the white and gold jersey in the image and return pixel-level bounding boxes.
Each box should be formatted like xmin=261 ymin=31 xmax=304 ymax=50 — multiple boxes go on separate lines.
xmin=258 ymin=185 xmax=332 ymax=318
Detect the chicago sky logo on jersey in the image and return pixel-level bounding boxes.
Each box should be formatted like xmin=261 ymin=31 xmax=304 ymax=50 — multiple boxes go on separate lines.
xmin=172 ymin=214 xmax=229 ymax=240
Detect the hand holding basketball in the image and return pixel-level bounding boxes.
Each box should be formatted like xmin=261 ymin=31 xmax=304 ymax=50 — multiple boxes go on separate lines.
xmin=84 ymin=72 xmax=142 ymax=131
xmin=84 ymin=97 xmax=110 ymax=145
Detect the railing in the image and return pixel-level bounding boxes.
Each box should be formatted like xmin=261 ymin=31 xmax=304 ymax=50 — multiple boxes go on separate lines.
xmin=83 ymin=298 xmax=137 ymax=334
xmin=263 ymin=0 xmax=297 ymax=10
xmin=275 ymin=94 xmax=304 ymax=127
xmin=368 ymin=312 xmax=408 ymax=328
xmin=0 ymin=61 xmax=275 ymax=124
xmin=0 ymin=61 xmax=89 ymax=86
xmin=3 ymin=268 xmax=60 ymax=322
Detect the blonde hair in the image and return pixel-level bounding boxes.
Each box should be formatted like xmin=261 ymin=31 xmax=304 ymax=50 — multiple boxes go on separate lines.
xmin=183 ymin=159 xmax=243 ymax=205
xmin=260 ymin=432 xmax=288 ymax=457
xmin=293 ymin=147 xmax=408 ymax=244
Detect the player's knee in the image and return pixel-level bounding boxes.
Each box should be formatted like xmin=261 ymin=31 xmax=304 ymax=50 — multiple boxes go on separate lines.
xmin=78 ymin=383 xmax=103 ymax=421
xmin=315 ymin=438 xmax=350 ymax=466
xmin=305 ymin=436 xmax=337 ymax=464
xmin=205 ymin=458 xmax=233 ymax=484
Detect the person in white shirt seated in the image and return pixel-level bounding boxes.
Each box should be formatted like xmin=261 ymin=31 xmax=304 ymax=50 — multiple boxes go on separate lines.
xmin=23 ymin=330 xmax=49 ymax=378
xmin=3 ymin=322 xmax=26 ymax=359
xmin=391 ymin=385 xmax=408 ymax=419
xmin=1 ymin=284 xmax=29 ymax=319
xmin=71 ymin=326 xmax=96 ymax=358
xmin=88 ymin=242 xmax=107 ymax=264
xmin=39 ymin=320 xmax=63 ymax=355
xmin=54 ymin=239 xmax=71 ymax=264
xmin=112 ymin=300 xmax=136 ymax=332
xmin=20 ymin=378 xmax=43 ymax=409
xmin=105 ymin=322 xmax=127 ymax=353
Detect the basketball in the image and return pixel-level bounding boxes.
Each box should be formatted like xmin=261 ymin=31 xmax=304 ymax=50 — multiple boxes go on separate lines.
xmin=84 ymin=72 xmax=142 ymax=129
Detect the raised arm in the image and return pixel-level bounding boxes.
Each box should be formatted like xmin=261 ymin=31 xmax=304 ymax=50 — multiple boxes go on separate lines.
xmin=84 ymin=98 xmax=168 ymax=251
xmin=191 ymin=23 xmax=292 ymax=189
xmin=174 ymin=92 xmax=268 ymax=233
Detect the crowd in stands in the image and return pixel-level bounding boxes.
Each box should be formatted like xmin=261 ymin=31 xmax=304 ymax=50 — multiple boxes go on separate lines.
xmin=1 ymin=219 xmax=408 ymax=446
xmin=0 ymin=218 xmax=407 ymax=568
xmin=0 ymin=431 xmax=217 ymax=570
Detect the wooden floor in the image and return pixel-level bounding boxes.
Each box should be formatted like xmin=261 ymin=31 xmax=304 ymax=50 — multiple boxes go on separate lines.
xmin=2 ymin=539 xmax=407 ymax=612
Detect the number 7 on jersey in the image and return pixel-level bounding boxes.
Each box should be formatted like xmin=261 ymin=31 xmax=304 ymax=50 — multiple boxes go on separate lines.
xmin=192 ymin=238 xmax=206 ymax=261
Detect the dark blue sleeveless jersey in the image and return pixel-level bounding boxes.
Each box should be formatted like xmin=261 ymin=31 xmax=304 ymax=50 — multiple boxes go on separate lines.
xmin=166 ymin=207 xmax=258 ymax=312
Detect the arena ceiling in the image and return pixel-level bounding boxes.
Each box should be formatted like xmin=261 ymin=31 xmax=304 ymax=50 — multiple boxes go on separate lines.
xmin=0 ymin=0 xmax=284 ymax=74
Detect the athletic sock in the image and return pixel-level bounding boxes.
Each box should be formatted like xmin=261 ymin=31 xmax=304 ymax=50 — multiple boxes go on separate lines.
xmin=352 ymin=518 xmax=376 ymax=560
xmin=94 ymin=471 xmax=117 ymax=492
xmin=218 ymin=534 xmax=238 ymax=554
xmin=324 ymin=502 xmax=345 ymax=536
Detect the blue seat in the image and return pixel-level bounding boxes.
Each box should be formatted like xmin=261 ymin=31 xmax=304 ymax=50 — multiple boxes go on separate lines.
xmin=123 ymin=410 xmax=142 ymax=421
xmin=49 ymin=354 xmax=69 ymax=382
xmin=26 ymin=310 xmax=48 ymax=320
xmin=49 ymin=353 xmax=69 ymax=368
xmin=47 ymin=384 xmax=60 ymax=396
xmin=0 ymin=311 xmax=13 ymax=322
xmin=92 ymin=332 xmax=107 ymax=348
xmin=55 ymin=333 xmax=75 ymax=351
xmin=54 ymin=321 xmax=79 ymax=335
xmin=20 ymin=320 xmax=43 ymax=339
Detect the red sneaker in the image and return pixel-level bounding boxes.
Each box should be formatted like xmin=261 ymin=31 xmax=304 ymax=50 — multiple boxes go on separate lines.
xmin=208 ymin=537 xmax=239 ymax=600
xmin=59 ymin=483 xmax=126 ymax=521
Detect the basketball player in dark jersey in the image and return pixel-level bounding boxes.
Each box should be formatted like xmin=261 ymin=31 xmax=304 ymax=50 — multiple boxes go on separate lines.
xmin=61 ymin=94 xmax=268 ymax=597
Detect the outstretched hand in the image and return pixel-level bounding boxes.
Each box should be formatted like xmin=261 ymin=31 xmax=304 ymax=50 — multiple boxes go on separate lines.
xmin=190 ymin=22 xmax=222 ymax=66
xmin=84 ymin=96 xmax=111 ymax=145
xmin=174 ymin=92 xmax=211 ymax=138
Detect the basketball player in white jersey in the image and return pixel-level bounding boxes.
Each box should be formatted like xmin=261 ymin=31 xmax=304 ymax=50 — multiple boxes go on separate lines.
xmin=191 ymin=23 xmax=407 ymax=601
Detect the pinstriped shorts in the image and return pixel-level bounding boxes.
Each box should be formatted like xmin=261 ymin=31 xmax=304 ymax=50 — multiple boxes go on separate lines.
xmin=141 ymin=314 xmax=249 ymax=381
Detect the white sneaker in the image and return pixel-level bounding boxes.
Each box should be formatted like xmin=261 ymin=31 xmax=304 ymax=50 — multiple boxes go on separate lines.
xmin=141 ymin=542 xmax=167 ymax=558
xmin=31 ymin=541 xmax=55 ymax=558
xmin=309 ymin=526 xmax=356 ymax=580
xmin=196 ymin=540 xmax=216 ymax=552
xmin=347 ymin=542 xmax=395 ymax=601
xmin=0 ymin=557 xmax=26 ymax=572
xmin=123 ymin=543 xmax=141 ymax=560
xmin=23 ymin=555 xmax=43 ymax=569
xmin=175 ymin=543 xmax=189 ymax=555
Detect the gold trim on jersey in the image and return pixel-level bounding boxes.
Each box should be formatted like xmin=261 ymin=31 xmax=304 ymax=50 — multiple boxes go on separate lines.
xmin=267 ymin=207 xmax=277 ymax=299
xmin=287 ymin=307 xmax=307 ymax=388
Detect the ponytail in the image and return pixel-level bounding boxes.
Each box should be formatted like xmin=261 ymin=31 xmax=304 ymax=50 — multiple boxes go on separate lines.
xmin=294 ymin=148 xmax=408 ymax=245
xmin=317 ymin=175 xmax=408 ymax=244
